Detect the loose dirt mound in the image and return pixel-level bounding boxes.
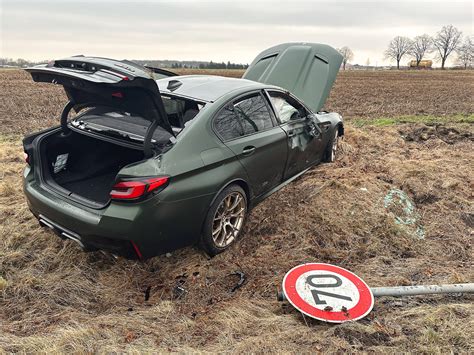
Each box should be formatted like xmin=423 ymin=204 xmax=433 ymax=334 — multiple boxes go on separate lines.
xmin=1 ymin=123 xmax=472 ymax=352
xmin=399 ymin=123 xmax=473 ymax=144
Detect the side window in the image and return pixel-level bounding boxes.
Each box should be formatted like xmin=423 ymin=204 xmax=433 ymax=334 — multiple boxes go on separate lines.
xmin=268 ymin=92 xmax=307 ymax=124
xmin=214 ymin=93 xmax=274 ymax=141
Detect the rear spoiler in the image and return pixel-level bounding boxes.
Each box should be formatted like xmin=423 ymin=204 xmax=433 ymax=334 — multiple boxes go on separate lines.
xmin=26 ymin=56 xmax=175 ymax=157
xmin=144 ymin=66 xmax=178 ymax=78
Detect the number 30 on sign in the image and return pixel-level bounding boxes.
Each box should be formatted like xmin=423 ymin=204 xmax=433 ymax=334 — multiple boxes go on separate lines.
xmin=282 ymin=263 xmax=374 ymax=323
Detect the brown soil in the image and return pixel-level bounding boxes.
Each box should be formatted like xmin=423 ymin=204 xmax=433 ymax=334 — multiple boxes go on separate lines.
xmin=1 ymin=69 xmax=473 ymax=134
xmin=0 ymin=69 xmax=473 ymax=352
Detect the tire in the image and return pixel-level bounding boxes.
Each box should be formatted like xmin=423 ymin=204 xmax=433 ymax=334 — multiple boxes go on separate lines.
xmin=323 ymin=127 xmax=340 ymax=163
xmin=201 ymin=184 xmax=248 ymax=256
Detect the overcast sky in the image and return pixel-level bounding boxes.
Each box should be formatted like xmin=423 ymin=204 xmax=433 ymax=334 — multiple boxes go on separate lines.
xmin=0 ymin=0 xmax=472 ymax=66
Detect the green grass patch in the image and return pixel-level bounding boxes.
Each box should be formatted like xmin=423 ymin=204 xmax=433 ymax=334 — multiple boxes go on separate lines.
xmin=350 ymin=114 xmax=474 ymax=127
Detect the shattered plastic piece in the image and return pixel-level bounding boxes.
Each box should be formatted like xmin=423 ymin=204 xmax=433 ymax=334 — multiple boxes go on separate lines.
xmin=384 ymin=188 xmax=425 ymax=239
xmin=173 ymin=285 xmax=187 ymax=299
xmin=230 ymin=271 xmax=246 ymax=293
xmin=144 ymin=286 xmax=151 ymax=301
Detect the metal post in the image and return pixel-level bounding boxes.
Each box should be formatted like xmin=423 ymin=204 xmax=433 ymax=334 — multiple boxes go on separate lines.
xmin=370 ymin=283 xmax=474 ymax=297
xmin=277 ymin=283 xmax=474 ymax=302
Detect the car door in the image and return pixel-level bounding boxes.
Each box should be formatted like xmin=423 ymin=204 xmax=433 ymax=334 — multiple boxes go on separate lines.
xmin=265 ymin=90 xmax=325 ymax=179
xmin=213 ymin=92 xmax=288 ymax=197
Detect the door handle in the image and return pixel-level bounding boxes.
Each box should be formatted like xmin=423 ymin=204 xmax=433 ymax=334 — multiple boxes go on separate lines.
xmin=242 ymin=146 xmax=256 ymax=155
xmin=287 ymin=130 xmax=296 ymax=138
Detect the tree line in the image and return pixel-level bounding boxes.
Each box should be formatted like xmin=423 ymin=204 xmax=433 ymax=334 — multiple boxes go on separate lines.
xmin=0 ymin=58 xmax=250 ymax=70
xmin=171 ymin=61 xmax=248 ymax=70
xmin=2 ymin=25 xmax=472 ymax=70
xmin=338 ymin=25 xmax=473 ymax=70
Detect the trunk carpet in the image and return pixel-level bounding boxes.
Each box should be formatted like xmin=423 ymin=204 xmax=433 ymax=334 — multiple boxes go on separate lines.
xmin=61 ymin=172 xmax=117 ymax=204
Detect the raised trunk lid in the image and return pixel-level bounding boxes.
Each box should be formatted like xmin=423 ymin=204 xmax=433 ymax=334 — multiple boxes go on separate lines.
xmin=243 ymin=43 xmax=342 ymax=113
xmin=25 ymin=56 xmax=175 ymax=147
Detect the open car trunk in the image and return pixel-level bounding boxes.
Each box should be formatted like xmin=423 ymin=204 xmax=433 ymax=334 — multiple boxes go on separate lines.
xmin=23 ymin=56 xmax=179 ymax=207
xmin=40 ymin=130 xmax=144 ymax=207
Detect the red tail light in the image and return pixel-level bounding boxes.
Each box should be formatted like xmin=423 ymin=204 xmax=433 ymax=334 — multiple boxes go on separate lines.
xmin=110 ymin=177 xmax=169 ymax=200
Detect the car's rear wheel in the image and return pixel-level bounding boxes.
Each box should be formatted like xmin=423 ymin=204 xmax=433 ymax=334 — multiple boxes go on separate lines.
xmin=323 ymin=127 xmax=340 ymax=162
xmin=201 ymin=185 xmax=247 ymax=256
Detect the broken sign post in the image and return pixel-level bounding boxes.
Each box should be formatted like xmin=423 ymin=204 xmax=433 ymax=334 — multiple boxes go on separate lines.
xmin=282 ymin=263 xmax=374 ymax=323
xmin=279 ymin=263 xmax=474 ymax=323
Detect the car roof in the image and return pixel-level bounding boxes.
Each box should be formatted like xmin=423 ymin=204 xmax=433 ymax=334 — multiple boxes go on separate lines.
xmin=156 ymin=75 xmax=269 ymax=102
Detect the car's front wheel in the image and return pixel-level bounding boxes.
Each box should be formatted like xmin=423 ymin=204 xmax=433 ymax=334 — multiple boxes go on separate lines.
xmin=323 ymin=127 xmax=340 ymax=162
xmin=201 ymin=184 xmax=247 ymax=256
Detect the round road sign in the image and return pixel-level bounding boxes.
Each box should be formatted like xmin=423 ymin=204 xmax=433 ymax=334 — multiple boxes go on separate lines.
xmin=282 ymin=263 xmax=374 ymax=323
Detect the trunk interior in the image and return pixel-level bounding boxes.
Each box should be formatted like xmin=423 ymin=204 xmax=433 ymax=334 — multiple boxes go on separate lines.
xmin=40 ymin=130 xmax=144 ymax=206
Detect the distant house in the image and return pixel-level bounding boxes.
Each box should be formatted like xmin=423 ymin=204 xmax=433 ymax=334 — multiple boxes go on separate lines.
xmin=408 ymin=60 xmax=432 ymax=69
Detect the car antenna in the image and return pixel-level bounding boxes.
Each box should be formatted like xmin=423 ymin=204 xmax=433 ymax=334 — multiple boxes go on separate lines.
xmin=167 ymin=80 xmax=182 ymax=92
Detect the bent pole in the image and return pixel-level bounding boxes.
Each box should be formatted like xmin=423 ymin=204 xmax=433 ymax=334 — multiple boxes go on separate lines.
xmin=277 ymin=283 xmax=474 ymax=302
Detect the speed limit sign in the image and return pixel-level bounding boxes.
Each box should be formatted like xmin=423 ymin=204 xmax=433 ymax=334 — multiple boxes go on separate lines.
xmin=282 ymin=263 xmax=374 ymax=323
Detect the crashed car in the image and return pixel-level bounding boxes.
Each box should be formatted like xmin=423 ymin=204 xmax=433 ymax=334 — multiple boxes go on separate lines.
xmin=23 ymin=43 xmax=343 ymax=259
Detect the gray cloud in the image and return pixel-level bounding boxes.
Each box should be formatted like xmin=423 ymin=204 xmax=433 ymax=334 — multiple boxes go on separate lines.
xmin=1 ymin=0 xmax=472 ymax=65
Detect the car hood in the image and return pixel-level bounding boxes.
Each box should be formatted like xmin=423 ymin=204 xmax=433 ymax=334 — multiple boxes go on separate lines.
xmin=243 ymin=43 xmax=343 ymax=113
xmin=25 ymin=56 xmax=174 ymax=136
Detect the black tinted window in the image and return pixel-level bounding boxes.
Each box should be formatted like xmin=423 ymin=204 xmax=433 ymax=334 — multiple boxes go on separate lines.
xmin=214 ymin=94 xmax=273 ymax=141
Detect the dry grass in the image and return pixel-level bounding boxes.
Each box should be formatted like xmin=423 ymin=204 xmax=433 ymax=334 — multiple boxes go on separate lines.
xmin=0 ymin=69 xmax=473 ymax=352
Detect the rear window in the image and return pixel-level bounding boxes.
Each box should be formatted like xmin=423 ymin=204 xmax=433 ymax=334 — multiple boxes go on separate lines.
xmin=214 ymin=93 xmax=274 ymax=141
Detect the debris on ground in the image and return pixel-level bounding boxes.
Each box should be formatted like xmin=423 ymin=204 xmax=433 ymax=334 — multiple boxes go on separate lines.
xmin=172 ymin=285 xmax=187 ymax=299
xmin=229 ymin=271 xmax=246 ymax=293
xmin=384 ymin=188 xmax=425 ymax=239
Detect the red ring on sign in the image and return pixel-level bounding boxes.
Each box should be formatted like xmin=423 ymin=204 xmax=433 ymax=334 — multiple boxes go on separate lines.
xmin=283 ymin=263 xmax=374 ymax=322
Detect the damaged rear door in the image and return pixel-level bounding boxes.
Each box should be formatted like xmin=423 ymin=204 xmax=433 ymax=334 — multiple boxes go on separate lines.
xmin=25 ymin=56 xmax=174 ymax=156
xmin=243 ymin=43 xmax=342 ymax=113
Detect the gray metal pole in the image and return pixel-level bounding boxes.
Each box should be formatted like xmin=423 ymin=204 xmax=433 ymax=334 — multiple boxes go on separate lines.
xmin=277 ymin=283 xmax=474 ymax=302
xmin=370 ymin=283 xmax=474 ymax=297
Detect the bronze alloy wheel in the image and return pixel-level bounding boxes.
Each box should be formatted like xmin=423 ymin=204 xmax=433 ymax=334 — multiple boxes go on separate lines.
xmin=212 ymin=191 xmax=246 ymax=248
xmin=330 ymin=129 xmax=339 ymax=162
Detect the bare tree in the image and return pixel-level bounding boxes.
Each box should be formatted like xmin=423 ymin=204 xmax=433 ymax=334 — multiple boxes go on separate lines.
xmin=337 ymin=46 xmax=354 ymax=70
xmin=433 ymin=25 xmax=462 ymax=69
xmin=385 ymin=36 xmax=413 ymax=69
xmin=410 ymin=34 xmax=432 ymax=66
xmin=457 ymin=36 xmax=473 ymax=69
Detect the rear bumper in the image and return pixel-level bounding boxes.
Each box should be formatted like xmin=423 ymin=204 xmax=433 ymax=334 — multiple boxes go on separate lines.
xmin=23 ymin=167 xmax=213 ymax=259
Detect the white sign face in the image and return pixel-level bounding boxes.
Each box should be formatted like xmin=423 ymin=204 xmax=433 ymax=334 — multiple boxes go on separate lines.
xmin=295 ymin=270 xmax=360 ymax=311
xmin=283 ymin=263 xmax=374 ymax=323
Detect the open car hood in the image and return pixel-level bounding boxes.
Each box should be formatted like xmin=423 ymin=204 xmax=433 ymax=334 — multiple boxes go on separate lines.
xmin=243 ymin=43 xmax=343 ymax=113
xmin=26 ymin=56 xmax=175 ymax=137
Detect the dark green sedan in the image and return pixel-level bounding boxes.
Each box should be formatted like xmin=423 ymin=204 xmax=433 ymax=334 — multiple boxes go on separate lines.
xmin=23 ymin=43 xmax=344 ymax=259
